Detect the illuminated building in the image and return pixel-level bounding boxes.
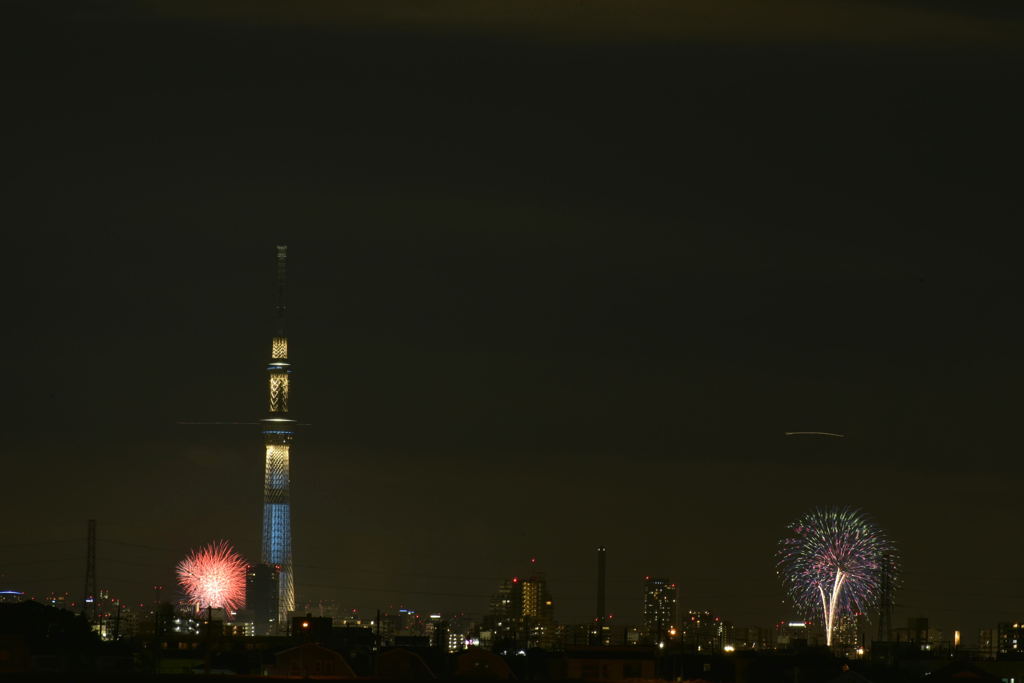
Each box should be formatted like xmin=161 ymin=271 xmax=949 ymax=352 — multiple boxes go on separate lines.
xmin=246 ymin=563 xmax=281 ymax=636
xmin=226 ymin=620 xmax=255 ymax=637
xmin=997 ymin=622 xmax=1023 ymax=657
xmin=0 ymin=590 xmax=25 ymax=604
xmin=682 ymin=610 xmax=730 ymax=653
xmin=487 ymin=579 xmax=520 ymax=650
xmin=172 ymin=614 xmax=202 ymax=636
xmin=447 ymin=630 xmax=466 ymax=653
xmin=442 ymin=612 xmax=478 ymax=652
xmin=101 ymin=599 xmax=137 ymax=640
xmin=521 ymin=573 xmax=557 ymax=650
xmin=831 ymin=613 xmax=867 ymax=653
xmin=486 ymin=569 xmax=557 ymax=651
xmin=426 ymin=613 xmax=448 ymax=650
xmin=641 ymin=577 xmax=676 ymax=644
xmin=979 ymin=628 xmax=998 ymax=659
xmin=261 ymin=245 xmax=296 ymax=627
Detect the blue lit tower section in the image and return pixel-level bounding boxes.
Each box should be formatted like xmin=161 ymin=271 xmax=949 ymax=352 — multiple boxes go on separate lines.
xmin=261 ymin=244 xmax=295 ymax=626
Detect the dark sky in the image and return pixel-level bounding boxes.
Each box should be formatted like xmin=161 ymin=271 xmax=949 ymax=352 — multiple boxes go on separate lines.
xmin=4 ymin=0 xmax=1023 ymax=641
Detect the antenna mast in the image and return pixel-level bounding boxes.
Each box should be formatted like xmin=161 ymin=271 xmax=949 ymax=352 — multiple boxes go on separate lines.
xmin=82 ymin=519 xmax=97 ymax=623
xmin=275 ymin=245 xmax=287 ymax=337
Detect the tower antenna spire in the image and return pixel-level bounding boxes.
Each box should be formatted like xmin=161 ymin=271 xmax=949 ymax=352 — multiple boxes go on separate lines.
xmin=275 ymin=245 xmax=287 ymax=337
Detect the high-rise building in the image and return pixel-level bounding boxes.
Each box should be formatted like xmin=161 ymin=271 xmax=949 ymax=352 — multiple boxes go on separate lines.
xmin=832 ymin=613 xmax=867 ymax=652
xmin=642 ymin=577 xmax=677 ymax=644
xmin=486 ymin=569 xmax=557 ymax=651
xmin=487 ymin=578 xmax=520 ymax=650
xmin=246 ymin=563 xmax=281 ymax=636
xmin=521 ymin=574 xmax=556 ymax=650
xmin=260 ymin=245 xmax=296 ymax=628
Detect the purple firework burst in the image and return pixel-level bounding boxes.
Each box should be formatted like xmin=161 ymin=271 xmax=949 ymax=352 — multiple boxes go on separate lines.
xmin=777 ymin=507 xmax=898 ymax=646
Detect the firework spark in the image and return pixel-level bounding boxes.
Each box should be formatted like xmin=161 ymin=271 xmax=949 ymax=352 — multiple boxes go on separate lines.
xmin=777 ymin=507 xmax=898 ymax=647
xmin=177 ymin=540 xmax=248 ymax=612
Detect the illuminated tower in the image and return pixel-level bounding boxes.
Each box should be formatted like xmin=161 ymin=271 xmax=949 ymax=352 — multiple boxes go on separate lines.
xmin=261 ymin=245 xmax=295 ymax=626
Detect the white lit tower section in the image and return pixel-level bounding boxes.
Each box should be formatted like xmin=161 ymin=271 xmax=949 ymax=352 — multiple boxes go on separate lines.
xmin=261 ymin=244 xmax=295 ymax=626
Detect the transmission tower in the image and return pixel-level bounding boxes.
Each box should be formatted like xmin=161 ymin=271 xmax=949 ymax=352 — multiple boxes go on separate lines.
xmin=876 ymin=551 xmax=894 ymax=642
xmin=82 ymin=519 xmax=97 ymax=622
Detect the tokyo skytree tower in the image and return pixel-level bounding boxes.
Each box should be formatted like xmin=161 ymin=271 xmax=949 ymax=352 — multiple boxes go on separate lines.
xmin=261 ymin=244 xmax=295 ymax=625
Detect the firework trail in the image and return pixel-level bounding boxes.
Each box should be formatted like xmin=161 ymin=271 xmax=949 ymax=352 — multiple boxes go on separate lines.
xmin=777 ymin=507 xmax=898 ymax=647
xmin=177 ymin=540 xmax=248 ymax=613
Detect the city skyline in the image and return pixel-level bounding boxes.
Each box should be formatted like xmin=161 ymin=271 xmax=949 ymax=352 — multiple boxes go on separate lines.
xmin=4 ymin=0 xmax=1022 ymax=653
xmin=3 ymin=235 xmax=1019 ymax=640
xmin=0 ymin=507 xmax=1015 ymax=647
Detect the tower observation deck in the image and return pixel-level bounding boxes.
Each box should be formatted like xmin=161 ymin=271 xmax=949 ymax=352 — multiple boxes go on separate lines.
xmin=261 ymin=244 xmax=295 ymax=627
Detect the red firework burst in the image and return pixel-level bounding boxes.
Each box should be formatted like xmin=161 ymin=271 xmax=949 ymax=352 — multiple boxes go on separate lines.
xmin=177 ymin=540 xmax=248 ymax=612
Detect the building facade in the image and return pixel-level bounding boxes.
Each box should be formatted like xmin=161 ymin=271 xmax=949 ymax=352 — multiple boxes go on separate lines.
xmin=641 ymin=577 xmax=677 ymax=644
xmin=486 ymin=572 xmax=557 ymax=651
xmin=246 ymin=563 xmax=281 ymax=636
xmin=998 ymin=622 xmax=1023 ymax=658
xmin=683 ymin=610 xmax=730 ymax=653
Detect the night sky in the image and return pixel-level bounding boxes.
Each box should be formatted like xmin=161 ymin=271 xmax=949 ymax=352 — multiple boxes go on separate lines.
xmin=5 ymin=1 xmax=1023 ymax=641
